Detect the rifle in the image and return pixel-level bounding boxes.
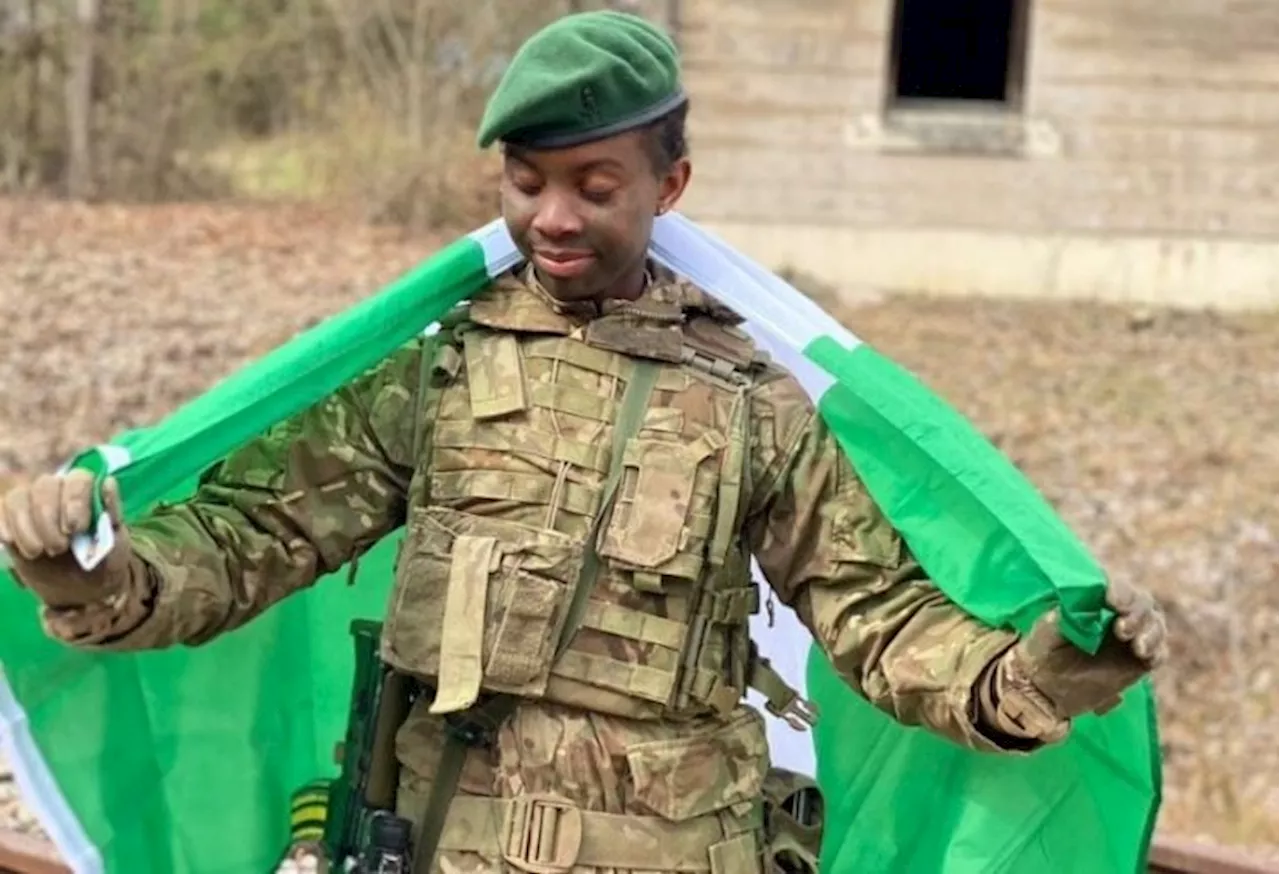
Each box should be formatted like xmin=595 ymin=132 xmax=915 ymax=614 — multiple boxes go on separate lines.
xmin=323 ymin=619 xmax=415 ymax=873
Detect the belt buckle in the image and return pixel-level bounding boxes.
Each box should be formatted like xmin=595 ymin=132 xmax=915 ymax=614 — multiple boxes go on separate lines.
xmin=501 ymin=793 xmax=584 ymax=874
xmin=768 ymin=693 xmax=820 ymax=732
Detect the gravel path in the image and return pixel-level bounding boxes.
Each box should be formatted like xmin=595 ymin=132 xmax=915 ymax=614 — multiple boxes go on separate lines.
xmin=1 ymin=197 xmax=1275 ymax=858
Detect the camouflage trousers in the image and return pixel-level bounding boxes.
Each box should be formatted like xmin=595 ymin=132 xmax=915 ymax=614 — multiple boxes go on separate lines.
xmin=392 ymin=696 xmax=770 ymax=874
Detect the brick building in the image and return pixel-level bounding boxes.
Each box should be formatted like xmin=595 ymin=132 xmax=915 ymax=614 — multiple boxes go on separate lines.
xmin=644 ymin=0 xmax=1278 ymax=310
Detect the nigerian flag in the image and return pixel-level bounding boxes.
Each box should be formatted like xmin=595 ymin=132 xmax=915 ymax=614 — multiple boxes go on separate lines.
xmin=0 ymin=213 xmax=1161 ymax=874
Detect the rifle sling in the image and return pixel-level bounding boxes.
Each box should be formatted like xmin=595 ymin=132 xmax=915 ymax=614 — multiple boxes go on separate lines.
xmin=410 ymin=359 xmax=661 ymax=872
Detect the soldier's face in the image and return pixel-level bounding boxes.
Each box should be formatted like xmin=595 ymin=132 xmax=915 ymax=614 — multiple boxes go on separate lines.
xmin=499 ymin=132 xmax=690 ymax=302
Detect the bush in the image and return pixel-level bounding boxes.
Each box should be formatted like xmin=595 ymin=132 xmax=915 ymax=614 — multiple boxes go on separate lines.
xmin=0 ymin=0 xmax=629 ymax=229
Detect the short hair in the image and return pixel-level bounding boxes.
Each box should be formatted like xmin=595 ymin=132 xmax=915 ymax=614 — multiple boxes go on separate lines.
xmin=641 ymin=99 xmax=690 ymax=176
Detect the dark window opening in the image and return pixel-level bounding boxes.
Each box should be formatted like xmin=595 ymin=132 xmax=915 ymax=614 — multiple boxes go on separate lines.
xmin=888 ymin=0 xmax=1028 ymax=107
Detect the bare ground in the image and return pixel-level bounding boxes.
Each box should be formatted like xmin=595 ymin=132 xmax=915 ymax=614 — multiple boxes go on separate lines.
xmin=0 ymin=197 xmax=1276 ymax=859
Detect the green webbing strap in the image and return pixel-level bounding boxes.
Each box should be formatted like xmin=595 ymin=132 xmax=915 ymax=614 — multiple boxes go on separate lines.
xmin=559 ymin=358 xmax=660 ymax=657
xmin=410 ymin=358 xmax=662 ymax=873
xmin=410 ymin=732 xmax=467 ymax=874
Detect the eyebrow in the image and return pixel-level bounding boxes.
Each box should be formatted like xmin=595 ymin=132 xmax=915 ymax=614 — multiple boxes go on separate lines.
xmin=503 ymin=146 xmax=536 ymax=168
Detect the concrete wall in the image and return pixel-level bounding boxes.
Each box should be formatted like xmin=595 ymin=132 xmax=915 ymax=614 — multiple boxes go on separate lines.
xmin=673 ymin=0 xmax=1279 ymax=310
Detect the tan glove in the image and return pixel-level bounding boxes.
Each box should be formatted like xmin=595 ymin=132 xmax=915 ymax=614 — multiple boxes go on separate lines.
xmin=0 ymin=470 xmax=136 ymax=609
xmin=981 ymin=578 xmax=1168 ymax=744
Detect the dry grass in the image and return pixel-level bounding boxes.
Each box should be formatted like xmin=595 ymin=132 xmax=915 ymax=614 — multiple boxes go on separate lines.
xmin=831 ymin=294 xmax=1279 ymax=857
xmin=0 ymin=198 xmax=1276 ymax=861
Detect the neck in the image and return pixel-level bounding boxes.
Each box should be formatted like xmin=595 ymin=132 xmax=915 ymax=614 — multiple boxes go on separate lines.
xmin=597 ymin=258 xmax=648 ymax=303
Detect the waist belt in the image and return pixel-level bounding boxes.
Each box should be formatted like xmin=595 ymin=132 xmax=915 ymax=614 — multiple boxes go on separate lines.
xmin=438 ymin=793 xmax=735 ymax=873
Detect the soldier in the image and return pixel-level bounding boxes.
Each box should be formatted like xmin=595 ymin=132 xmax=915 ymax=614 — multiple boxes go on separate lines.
xmin=0 ymin=11 xmax=1166 ymax=874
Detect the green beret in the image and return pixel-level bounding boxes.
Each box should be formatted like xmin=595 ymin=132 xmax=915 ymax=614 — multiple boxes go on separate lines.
xmin=477 ymin=11 xmax=686 ymax=150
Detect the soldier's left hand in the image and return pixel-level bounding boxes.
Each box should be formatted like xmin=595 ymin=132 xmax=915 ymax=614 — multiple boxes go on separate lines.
xmin=990 ymin=578 xmax=1167 ymax=741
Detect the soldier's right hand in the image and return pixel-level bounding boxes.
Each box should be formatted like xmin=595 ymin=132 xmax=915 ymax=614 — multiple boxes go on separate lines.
xmin=0 ymin=470 xmax=134 ymax=609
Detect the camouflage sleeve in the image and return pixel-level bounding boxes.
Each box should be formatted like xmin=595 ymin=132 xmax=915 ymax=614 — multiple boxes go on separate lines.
xmin=42 ymin=338 xmax=431 ymax=652
xmin=743 ymin=369 xmax=1037 ymax=753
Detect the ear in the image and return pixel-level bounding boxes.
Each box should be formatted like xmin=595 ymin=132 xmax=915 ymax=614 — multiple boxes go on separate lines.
xmin=655 ymin=157 xmax=692 ymax=216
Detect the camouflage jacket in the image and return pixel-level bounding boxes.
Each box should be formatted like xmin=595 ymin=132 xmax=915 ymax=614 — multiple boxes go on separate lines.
xmin=44 ymin=262 xmax=1025 ymax=752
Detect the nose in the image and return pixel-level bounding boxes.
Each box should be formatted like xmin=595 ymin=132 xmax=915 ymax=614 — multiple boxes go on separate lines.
xmin=529 ymin=189 xmax=585 ymax=241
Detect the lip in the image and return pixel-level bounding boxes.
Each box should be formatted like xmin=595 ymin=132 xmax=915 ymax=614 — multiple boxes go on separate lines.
xmin=533 ymin=250 xmax=595 ymax=279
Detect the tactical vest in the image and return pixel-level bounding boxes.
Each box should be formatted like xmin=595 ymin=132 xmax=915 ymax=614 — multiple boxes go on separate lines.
xmin=378 ymin=268 xmax=809 ymax=727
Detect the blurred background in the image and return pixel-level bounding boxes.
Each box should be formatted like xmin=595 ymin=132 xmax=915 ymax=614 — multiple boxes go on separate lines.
xmin=0 ymin=0 xmax=1276 ymax=864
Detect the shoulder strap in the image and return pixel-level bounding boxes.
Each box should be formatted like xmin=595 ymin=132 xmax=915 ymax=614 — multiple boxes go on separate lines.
xmin=409 ymin=311 xmax=473 ymax=464
xmin=558 ymin=358 xmax=661 ymax=653
xmin=409 ymin=335 xmax=437 ymax=467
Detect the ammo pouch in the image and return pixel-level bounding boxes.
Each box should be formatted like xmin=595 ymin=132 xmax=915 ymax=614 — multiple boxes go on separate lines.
xmin=762 ymin=768 xmax=823 ymax=874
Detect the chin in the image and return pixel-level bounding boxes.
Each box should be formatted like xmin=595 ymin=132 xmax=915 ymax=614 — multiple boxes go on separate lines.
xmin=542 ymin=275 xmax=601 ymax=302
